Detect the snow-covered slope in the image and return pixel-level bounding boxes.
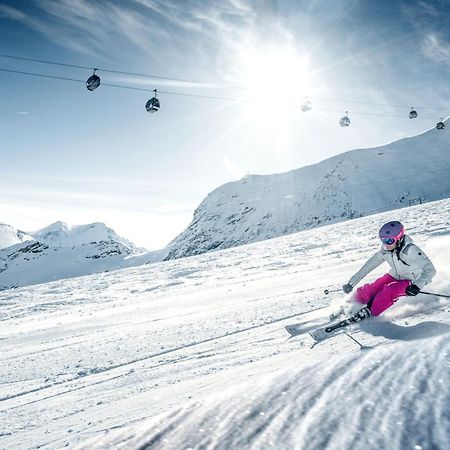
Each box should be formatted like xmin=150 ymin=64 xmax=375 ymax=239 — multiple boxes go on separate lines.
xmin=0 ymin=221 xmax=147 ymax=291
xmin=0 ymin=223 xmax=33 ymax=249
xmin=1 ymin=197 xmax=449 ymax=449
xmin=78 ymin=334 xmax=450 ymax=450
xmin=165 ymin=120 xmax=450 ymax=259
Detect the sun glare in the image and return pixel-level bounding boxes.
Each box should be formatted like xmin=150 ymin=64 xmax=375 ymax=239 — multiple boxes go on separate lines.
xmin=236 ymin=45 xmax=311 ymax=128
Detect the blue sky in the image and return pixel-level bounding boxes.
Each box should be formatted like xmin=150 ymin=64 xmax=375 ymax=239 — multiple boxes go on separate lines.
xmin=1 ymin=0 xmax=450 ymax=249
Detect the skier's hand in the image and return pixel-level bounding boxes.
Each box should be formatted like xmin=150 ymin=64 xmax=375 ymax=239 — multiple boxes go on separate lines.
xmin=406 ymin=284 xmax=420 ymax=296
xmin=342 ymin=283 xmax=353 ymax=294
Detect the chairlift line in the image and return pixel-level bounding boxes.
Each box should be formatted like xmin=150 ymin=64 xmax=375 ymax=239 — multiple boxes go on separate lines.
xmin=0 ymin=67 xmax=86 ymax=83
xmin=0 ymin=66 xmax=448 ymax=127
xmin=0 ymin=67 xmax=247 ymax=102
xmin=0 ymin=53 xmax=240 ymax=89
xmin=1 ymin=53 xmax=449 ymax=111
xmin=311 ymin=96 xmax=443 ymax=111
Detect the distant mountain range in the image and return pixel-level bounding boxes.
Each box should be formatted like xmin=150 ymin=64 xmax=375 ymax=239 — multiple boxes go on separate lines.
xmin=0 ymin=222 xmax=149 ymax=291
xmin=163 ymin=119 xmax=450 ymax=260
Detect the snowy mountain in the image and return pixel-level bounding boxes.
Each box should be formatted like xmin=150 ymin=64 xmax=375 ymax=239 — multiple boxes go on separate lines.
xmin=164 ymin=120 xmax=450 ymax=259
xmin=0 ymin=223 xmax=33 ymax=249
xmin=1 ymin=197 xmax=449 ymax=449
xmin=0 ymin=221 xmax=147 ymax=291
xmin=32 ymin=221 xmax=139 ymax=250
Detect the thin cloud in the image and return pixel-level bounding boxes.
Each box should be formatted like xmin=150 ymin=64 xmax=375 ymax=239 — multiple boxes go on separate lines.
xmin=0 ymin=172 xmax=206 ymax=190
xmin=421 ymin=33 xmax=450 ymax=65
xmin=0 ymin=4 xmax=27 ymax=20
xmin=132 ymin=0 xmax=205 ymax=33
xmin=400 ymin=1 xmax=450 ymax=66
xmin=133 ymin=0 xmax=252 ymax=33
xmin=0 ymin=185 xmax=196 ymax=215
xmin=3 ymin=0 xmax=172 ymax=58
xmin=0 ymin=3 xmax=97 ymax=55
xmin=417 ymin=1 xmax=440 ymax=17
xmin=2 ymin=0 xmax=258 ymax=80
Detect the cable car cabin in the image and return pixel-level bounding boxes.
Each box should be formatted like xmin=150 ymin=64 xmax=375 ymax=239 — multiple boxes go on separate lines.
xmin=409 ymin=108 xmax=417 ymax=119
xmin=86 ymin=74 xmax=101 ymax=91
xmin=301 ymin=99 xmax=312 ymax=112
xmin=339 ymin=114 xmax=350 ymax=127
xmin=145 ymin=97 xmax=160 ymax=113
xmin=436 ymin=120 xmax=445 ymax=130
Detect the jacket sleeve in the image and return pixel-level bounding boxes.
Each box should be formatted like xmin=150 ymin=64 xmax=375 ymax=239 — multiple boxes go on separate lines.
xmin=348 ymin=250 xmax=384 ymax=287
xmin=408 ymin=245 xmax=436 ymax=289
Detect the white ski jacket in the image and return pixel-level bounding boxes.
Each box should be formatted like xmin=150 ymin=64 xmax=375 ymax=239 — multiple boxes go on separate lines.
xmin=348 ymin=235 xmax=436 ymax=289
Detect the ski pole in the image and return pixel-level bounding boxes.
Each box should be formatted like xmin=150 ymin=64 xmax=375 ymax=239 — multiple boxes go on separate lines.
xmin=344 ymin=332 xmax=368 ymax=350
xmin=419 ymin=290 xmax=450 ymax=299
xmin=324 ymin=288 xmax=341 ymax=295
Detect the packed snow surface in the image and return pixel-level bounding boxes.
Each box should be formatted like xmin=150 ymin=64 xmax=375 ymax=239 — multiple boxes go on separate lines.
xmin=78 ymin=335 xmax=450 ymax=450
xmin=0 ymin=198 xmax=449 ymax=449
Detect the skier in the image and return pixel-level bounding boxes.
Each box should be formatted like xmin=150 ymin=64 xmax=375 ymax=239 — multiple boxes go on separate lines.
xmin=342 ymin=221 xmax=436 ymax=317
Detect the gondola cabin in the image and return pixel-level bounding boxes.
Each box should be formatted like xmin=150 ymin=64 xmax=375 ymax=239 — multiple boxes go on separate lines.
xmin=86 ymin=71 xmax=101 ymax=91
xmin=409 ymin=108 xmax=417 ymax=119
xmin=146 ymin=89 xmax=160 ymax=113
xmin=301 ymin=98 xmax=312 ymax=112
xmin=339 ymin=112 xmax=350 ymax=127
xmin=436 ymin=119 xmax=445 ymax=130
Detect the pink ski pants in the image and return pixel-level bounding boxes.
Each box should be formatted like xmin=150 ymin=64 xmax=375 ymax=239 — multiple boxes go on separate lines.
xmin=354 ymin=273 xmax=410 ymax=316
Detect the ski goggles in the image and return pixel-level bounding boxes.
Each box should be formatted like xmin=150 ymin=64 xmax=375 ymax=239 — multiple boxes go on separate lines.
xmin=380 ymin=237 xmax=396 ymax=245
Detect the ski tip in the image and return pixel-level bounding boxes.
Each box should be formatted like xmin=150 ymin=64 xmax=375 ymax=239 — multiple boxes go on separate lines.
xmin=308 ymin=331 xmax=320 ymax=342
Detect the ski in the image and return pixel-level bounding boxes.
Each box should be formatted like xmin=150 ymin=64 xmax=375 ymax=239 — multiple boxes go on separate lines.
xmin=285 ymin=315 xmax=331 ymax=337
xmin=285 ymin=323 xmax=308 ymax=336
xmin=308 ymin=307 xmax=372 ymax=342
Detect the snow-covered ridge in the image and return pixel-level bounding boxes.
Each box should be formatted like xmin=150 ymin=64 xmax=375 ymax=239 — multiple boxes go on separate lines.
xmin=164 ymin=120 xmax=450 ymax=259
xmin=32 ymin=221 xmax=139 ymax=250
xmin=0 ymin=223 xmax=33 ymax=249
xmin=0 ymin=221 xmax=147 ymax=291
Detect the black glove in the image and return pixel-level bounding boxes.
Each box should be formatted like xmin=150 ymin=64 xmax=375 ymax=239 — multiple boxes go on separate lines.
xmin=342 ymin=283 xmax=353 ymax=294
xmin=406 ymin=284 xmax=420 ymax=296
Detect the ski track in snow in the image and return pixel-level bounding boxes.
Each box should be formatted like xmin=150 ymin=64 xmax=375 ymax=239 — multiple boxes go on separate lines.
xmin=0 ymin=198 xmax=449 ymax=449
xmin=78 ymin=335 xmax=450 ymax=450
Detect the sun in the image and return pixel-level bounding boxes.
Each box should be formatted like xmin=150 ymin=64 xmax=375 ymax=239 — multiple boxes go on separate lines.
xmin=237 ymin=44 xmax=311 ymax=126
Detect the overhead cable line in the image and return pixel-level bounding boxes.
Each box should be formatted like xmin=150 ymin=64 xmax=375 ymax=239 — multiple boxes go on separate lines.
xmin=0 ymin=53 xmax=239 ymax=88
xmin=1 ymin=53 xmax=449 ymax=111
xmin=0 ymin=67 xmax=248 ymax=103
xmin=0 ymin=67 xmax=409 ymax=112
xmin=311 ymin=96 xmax=449 ymax=111
xmin=0 ymin=67 xmax=86 ymax=84
xmin=0 ymin=66 xmax=448 ymax=125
